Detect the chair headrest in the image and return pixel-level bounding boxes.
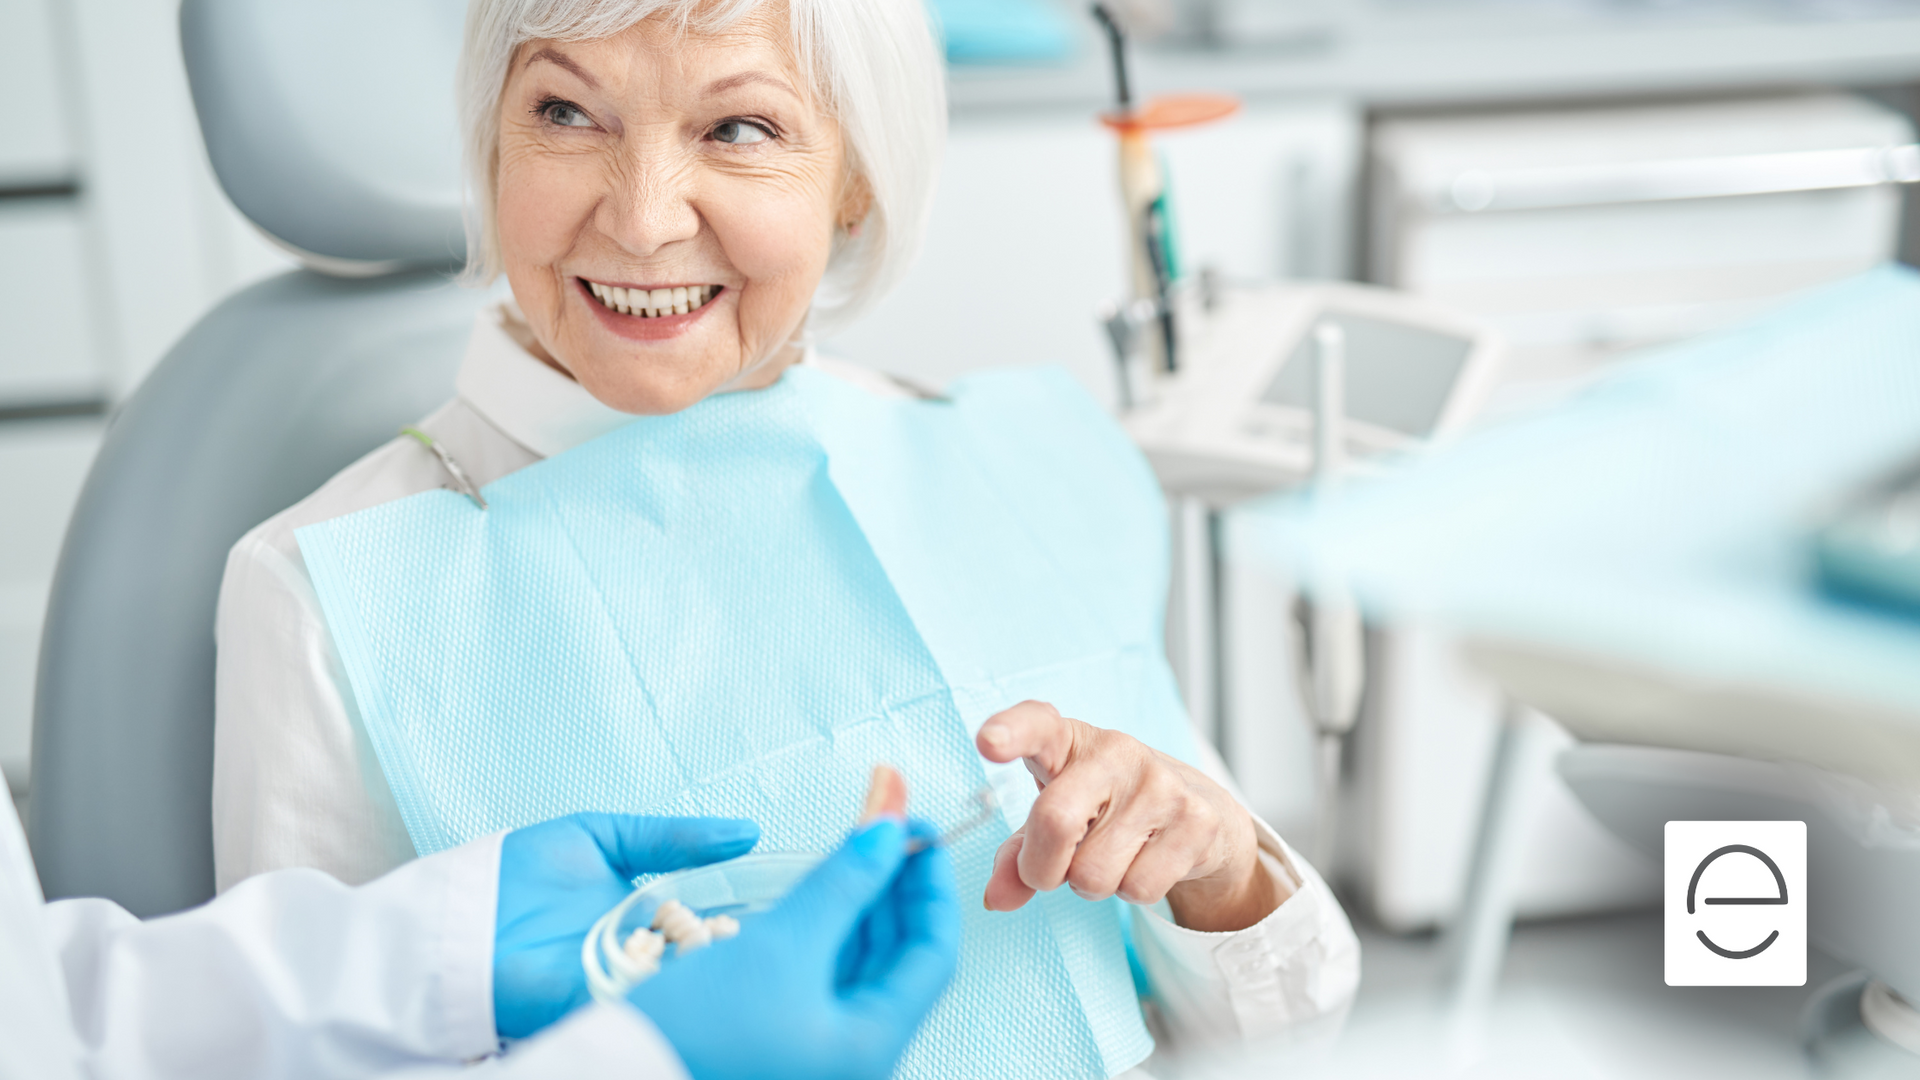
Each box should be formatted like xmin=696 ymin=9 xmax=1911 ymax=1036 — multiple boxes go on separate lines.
xmin=180 ymin=0 xmax=469 ymax=276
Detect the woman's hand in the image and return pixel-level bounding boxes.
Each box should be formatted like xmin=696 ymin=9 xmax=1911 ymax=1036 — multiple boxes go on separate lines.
xmin=977 ymin=701 xmax=1284 ymax=933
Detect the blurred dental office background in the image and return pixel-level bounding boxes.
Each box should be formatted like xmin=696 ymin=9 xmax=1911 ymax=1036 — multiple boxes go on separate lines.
xmin=3 ymin=0 xmax=1919 ymax=1068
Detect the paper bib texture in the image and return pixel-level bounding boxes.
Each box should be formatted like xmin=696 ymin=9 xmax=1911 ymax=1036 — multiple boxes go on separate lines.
xmin=296 ymin=366 xmax=1197 ymax=1079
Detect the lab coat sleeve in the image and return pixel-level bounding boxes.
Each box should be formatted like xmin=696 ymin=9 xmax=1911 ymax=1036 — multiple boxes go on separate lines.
xmin=415 ymin=1004 xmax=689 ymax=1079
xmin=42 ymin=833 xmax=504 ymax=1080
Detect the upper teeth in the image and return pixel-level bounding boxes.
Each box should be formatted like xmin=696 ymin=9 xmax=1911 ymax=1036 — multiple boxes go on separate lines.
xmin=587 ymin=281 xmax=719 ymax=317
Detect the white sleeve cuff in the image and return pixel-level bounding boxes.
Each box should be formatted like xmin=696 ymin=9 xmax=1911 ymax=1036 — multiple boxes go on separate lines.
xmin=1129 ymin=815 xmax=1361 ymax=1046
xmin=488 ymin=1003 xmax=689 ymax=1079
xmin=403 ymin=831 xmax=505 ymax=1062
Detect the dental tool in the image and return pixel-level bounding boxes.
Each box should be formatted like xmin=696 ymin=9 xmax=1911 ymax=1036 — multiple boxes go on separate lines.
xmin=1089 ymin=3 xmax=1237 ymax=407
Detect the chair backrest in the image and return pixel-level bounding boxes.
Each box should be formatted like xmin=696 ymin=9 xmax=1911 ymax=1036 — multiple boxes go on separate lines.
xmin=29 ymin=273 xmax=487 ymax=915
xmin=179 ymin=0 xmax=469 ymax=273
xmin=28 ymin=0 xmax=478 ymax=915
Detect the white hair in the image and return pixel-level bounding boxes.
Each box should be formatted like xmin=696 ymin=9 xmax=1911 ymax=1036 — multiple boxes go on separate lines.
xmin=457 ymin=0 xmax=946 ymax=337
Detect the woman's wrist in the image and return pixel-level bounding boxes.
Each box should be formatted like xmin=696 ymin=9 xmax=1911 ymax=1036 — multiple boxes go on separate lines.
xmin=1164 ymin=815 xmax=1286 ymax=933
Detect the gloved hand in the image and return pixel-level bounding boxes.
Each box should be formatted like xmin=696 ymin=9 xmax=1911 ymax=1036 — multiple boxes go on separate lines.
xmin=627 ymin=817 xmax=961 ymax=1080
xmin=494 ymin=813 xmax=759 ymax=1038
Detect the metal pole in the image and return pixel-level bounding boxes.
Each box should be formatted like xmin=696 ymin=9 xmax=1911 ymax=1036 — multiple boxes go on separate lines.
xmin=1207 ymin=506 xmax=1230 ymax=771
xmin=1303 ymin=321 xmax=1364 ymax=870
xmin=1443 ymin=700 xmax=1552 ymax=1065
xmin=1174 ymin=495 xmax=1218 ymax=748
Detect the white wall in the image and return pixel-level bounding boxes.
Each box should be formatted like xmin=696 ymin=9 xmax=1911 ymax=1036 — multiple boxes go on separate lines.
xmin=59 ymin=0 xmax=296 ymax=397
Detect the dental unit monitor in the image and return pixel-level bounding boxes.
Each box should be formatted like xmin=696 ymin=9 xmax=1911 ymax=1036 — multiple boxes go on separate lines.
xmin=1125 ymin=283 xmax=1504 ymax=504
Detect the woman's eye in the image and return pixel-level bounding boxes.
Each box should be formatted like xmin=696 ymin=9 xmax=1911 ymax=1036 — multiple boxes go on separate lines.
xmin=541 ymin=101 xmax=594 ymax=128
xmin=711 ymin=120 xmax=772 ymax=146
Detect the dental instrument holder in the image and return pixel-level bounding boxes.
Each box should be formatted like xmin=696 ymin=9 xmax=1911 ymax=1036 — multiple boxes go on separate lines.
xmin=1295 ymin=322 xmax=1366 ymax=872
xmin=1090 ymin=4 xmax=1237 ymax=406
xmin=1099 ymin=296 xmax=1166 ymax=409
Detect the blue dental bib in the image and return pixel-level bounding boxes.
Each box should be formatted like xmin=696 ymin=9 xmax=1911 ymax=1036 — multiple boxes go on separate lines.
xmin=297 ymin=365 xmax=1198 ymax=1079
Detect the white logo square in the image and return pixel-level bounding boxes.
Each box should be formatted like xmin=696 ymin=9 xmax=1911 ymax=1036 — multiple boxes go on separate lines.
xmin=1665 ymin=820 xmax=1805 ymax=986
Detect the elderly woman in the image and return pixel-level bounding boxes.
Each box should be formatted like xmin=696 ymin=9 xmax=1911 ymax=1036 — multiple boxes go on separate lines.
xmin=213 ymin=0 xmax=1357 ymax=1070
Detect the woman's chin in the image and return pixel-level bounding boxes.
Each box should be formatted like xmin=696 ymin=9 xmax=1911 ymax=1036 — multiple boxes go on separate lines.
xmin=574 ymin=361 xmax=734 ymax=417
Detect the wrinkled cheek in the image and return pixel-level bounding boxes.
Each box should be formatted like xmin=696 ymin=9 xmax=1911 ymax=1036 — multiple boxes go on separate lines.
xmin=712 ymin=196 xmax=837 ymax=355
xmin=498 ymin=150 xmax=602 ymax=266
xmin=498 ymin=183 xmax=579 ymax=270
xmin=497 ymin=168 xmax=599 ymax=350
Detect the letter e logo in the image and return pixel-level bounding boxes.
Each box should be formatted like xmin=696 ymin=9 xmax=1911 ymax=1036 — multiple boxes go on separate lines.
xmin=1665 ymin=821 xmax=1805 ymax=987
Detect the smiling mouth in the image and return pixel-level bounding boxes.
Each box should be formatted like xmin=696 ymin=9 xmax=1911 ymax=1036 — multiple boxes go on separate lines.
xmin=583 ymin=279 xmax=722 ymax=318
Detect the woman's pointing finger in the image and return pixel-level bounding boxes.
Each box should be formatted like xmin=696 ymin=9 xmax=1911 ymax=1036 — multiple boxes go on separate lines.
xmin=975 ymin=701 xmax=1081 ymax=782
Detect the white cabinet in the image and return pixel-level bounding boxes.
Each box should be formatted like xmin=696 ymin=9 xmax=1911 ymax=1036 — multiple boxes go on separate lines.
xmin=1370 ymin=92 xmax=1915 ymax=410
xmin=0 ymin=202 xmax=105 ymax=406
xmin=0 ymin=0 xmax=76 ymax=187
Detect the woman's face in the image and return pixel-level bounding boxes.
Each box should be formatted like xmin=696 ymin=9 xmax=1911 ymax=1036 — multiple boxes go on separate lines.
xmin=494 ymin=11 xmax=865 ymax=414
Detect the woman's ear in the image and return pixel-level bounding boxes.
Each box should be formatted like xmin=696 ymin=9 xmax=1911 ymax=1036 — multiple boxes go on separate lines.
xmin=838 ymin=171 xmax=874 ymax=237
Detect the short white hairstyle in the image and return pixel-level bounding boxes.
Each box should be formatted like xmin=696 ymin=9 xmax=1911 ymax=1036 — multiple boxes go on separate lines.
xmin=457 ymin=0 xmax=947 ymax=337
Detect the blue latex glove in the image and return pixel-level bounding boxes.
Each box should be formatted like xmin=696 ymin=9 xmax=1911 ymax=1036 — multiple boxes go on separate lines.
xmin=494 ymin=813 xmax=759 ymax=1038
xmin=627 ymin=817 xmax=962 ymax=1080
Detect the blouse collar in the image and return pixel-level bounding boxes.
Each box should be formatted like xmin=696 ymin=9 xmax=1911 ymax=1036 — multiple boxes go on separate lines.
xmin=453 ymin=302 xmax=635 ymax=460
xmin=454 ymin=301 xmax=848 ymax=460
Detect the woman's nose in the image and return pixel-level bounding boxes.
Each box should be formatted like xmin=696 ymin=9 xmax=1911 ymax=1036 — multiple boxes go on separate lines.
xmin=600 ymin=146 xmax=702 ymax=258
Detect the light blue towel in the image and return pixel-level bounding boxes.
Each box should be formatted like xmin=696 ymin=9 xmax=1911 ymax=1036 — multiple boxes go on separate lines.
xmin=1249 ymin=264 xmax=1920 ymax=720
xmin=297 ymin=365 xmax=1196 ymax=1079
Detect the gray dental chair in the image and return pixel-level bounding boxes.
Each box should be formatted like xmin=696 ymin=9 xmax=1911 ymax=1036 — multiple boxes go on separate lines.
xmin=28 ymin=0 xmax=480 ymax=916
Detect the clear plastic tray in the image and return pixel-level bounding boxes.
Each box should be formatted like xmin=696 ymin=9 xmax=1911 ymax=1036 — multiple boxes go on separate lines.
xmin=583 ymin=851 xmax=823 ymax=1003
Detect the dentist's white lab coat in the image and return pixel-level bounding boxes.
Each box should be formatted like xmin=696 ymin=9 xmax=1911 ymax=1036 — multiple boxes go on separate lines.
xmin=0 ymin=791 xmax=688 ymax=1080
